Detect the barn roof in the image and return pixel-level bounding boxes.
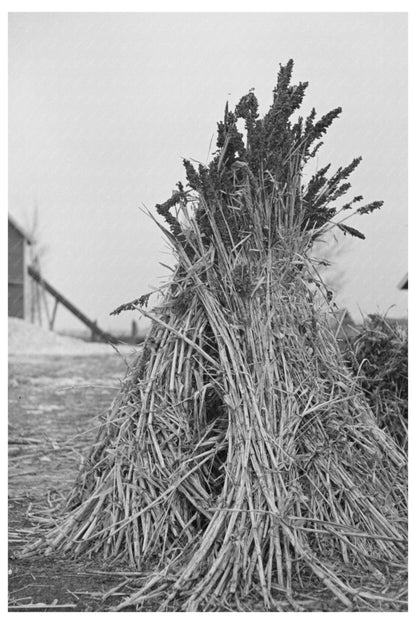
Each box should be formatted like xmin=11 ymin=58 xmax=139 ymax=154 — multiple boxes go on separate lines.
xmin=397 ymin=273 xmax=408 ymax=290
xmin=8 ymin=214 xmax=33 ymax=244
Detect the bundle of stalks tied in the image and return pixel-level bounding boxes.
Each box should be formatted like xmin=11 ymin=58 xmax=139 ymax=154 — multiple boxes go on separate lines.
xmin=26 ymin=60 xmax=407 ymax=611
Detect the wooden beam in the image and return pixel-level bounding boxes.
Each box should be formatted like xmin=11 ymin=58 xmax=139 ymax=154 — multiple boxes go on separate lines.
xmin=27 ymin=265 xmax=116 ymax=343
xmin=49 ymin=299 xmax=59 ymax=331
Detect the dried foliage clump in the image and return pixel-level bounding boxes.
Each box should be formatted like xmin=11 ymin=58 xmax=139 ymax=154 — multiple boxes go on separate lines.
xmin=347 ymin=314 xmax=408 ymax=450
xmin=25 ymin=61 xmax=407 ymax=611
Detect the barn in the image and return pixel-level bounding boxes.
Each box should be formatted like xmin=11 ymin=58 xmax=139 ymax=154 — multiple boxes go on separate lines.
xmin=8 ymin=214 xmax=33 ymax=319
xmin=398 ymin=273 xmax=408 ymax=290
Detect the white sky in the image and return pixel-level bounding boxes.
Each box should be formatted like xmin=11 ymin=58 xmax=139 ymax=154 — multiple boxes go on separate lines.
xmin=8 ymin=11 xmax=408 ymax=332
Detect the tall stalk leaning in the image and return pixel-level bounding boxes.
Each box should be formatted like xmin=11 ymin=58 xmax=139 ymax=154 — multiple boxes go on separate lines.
xmin=28 ymin=60 xmax=407 ymax=611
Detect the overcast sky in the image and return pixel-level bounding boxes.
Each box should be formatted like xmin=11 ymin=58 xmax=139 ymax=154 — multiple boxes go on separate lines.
xmin=8 ymin=12 xmax=408 ymax=333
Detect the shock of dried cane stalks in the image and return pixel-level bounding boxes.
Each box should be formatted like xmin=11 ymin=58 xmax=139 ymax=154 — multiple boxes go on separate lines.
xmin=24 ymin=191 xmax=407 ymax=611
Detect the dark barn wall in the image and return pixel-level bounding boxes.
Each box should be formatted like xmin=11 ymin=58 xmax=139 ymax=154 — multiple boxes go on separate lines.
xmin=8 ymin=221 xmax=26 ymax=318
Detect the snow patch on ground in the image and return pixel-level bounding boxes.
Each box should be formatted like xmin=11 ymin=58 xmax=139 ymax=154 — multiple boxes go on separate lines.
xmin=8 ymin=317 xmax=138 ymax=357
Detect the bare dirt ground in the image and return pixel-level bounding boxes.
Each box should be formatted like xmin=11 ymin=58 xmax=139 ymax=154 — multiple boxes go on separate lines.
xmin=8 ymin=349 xmax=147 ymax=612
